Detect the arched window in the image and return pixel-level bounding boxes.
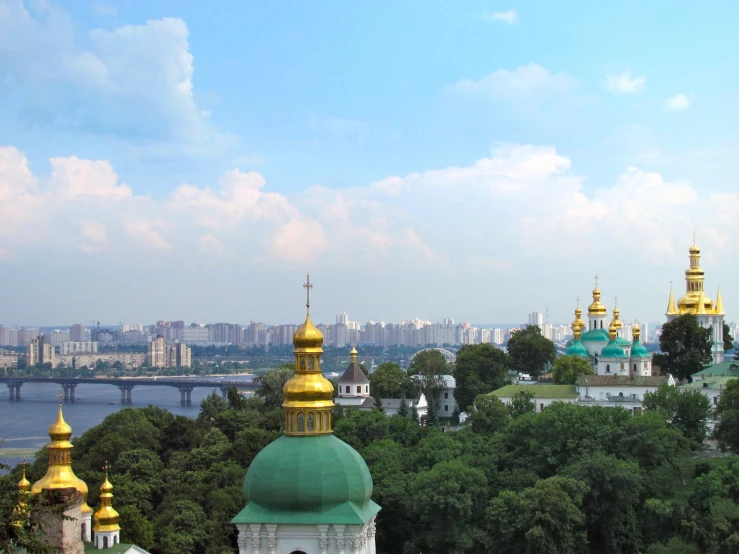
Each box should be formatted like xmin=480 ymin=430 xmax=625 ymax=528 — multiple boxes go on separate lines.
xmin=298 ymin=413 xmax=305 ymax=432
xmin=356 ymin=386 xmax=361 ymax=394
xmin=114 ymin=536 xmax=118 ymax=545
xmin=323 ymin=412 xmax=329 ymax=430
xmin=633 ymin=364 xmax=637 ymax=372
xmin=365 ymin=386 xmax=368 ymax=393
xmin=307 ymin=357 xmax=314 ymax=369
xmin=103 ymin=537 xmax=109 ymax=549
xmin=307 ymin=413 xmax=315 ymax=432
xmin=346 ymin=386 xmax=351 ymax=394
xmin=600 ymin=321 xmax=603 ymax=329
xmin=606 ymin=364 xmax=610 ymax=373
xmin=300 ymin=357 xmax=307 ymax=370
xmin=81 ymin=524 xmax=85 ymax=541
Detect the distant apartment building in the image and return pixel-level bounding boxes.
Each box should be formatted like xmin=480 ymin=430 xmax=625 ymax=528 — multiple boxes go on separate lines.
xmin=180 ymin=324 xmax=209 ymax=345
xmin=147 ymin=336 xmax=192 ymax=368
xmin=27 ymin=335 xmax=56 ymax=367
xmin=59 ymin=341 xmax=99 ymax=355
xmin=69 ymin=324 xmax=86 ymax=342
xmin=49 ymin=330 xmax=70 ymax=347
xmin=528 ymin=311 xmax=544 ymax=330
xmin=16 ymin=327 xmax=40 ymax=346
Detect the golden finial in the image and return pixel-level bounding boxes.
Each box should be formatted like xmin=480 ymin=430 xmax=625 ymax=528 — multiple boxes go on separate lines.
xmin=303 ymin=273 xmax=313 ymax=315
xmin=18 ymin=457 xmax=30 ymax=492
xmin=350 ymin=345 xmax=358 ymax=363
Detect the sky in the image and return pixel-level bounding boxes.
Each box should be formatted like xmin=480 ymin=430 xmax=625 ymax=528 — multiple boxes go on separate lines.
xmin=0 ymin=0 xmax=737 ymax=327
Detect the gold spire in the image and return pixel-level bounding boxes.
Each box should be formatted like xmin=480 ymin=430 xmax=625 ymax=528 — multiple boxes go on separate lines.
xmin=696 ymin=287 xmax=709 ymax=314
xmin=350 ymin=346 xmax=358 ymax=363
xmin=608 ymin=320 xmax=618 ymax=342
xmin=715 ymin=287 xmax=725 ymax=314
xmin=31 ymin=394 xmax=92 ymax=514
xmin=611 ymin=297 xmax=623 ymax=331
xmin=12 ymin=460 xmax=31 ymax=528
xmin=677 ymin=240 xmax=713 ymax=313
xmin=667 ymin=283 xmax=677 ymax=315
xmin=282 ymin=275 xmax=334 ymax=436
xmin=571 ymin=298 xmax=585 ymax=340
xmin=588 ymin=275 xmax=607 ymax=315
xmin=93 ymin=463 xmax=120 ymax=534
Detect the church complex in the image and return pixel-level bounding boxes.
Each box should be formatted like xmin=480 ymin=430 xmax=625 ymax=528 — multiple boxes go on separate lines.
xmin=11 ymin=241 xmax=730 ymax=553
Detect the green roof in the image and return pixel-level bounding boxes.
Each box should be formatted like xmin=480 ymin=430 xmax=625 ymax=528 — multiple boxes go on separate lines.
xmin=490 ymin=384 xmax=578 ymax=399
xmin=692 ymin=361 xmax=739 ymax=378
xmin=601 ymin=341 xmax=627 ymax=358
xmin=18 ymin=543 xmax=148 ymax=554
xmin=566 ymin=340 xmax=590 ymax=358
xmin=233 ymin=435 xmax=380 ymax=525
xmin=631 ymin=340 xmax=649 ymax=357
xmin=681 ymin=376 xmax=739 ymax=390
xmin=616 ymin=337 xmax=631 ymax=347
xmin=581 ymin=329 xmax=609 ymax=342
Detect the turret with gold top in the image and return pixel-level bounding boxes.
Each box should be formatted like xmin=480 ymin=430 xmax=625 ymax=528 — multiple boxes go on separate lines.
xmin=567 ymin=299 xmax=589 ymax=358
xmin=675 ymin=240 xmax=714 ymax=314
xmin=93 ymin=463 xmax=121 ymax=550
xmin=611 ymin=299 xmax=623 ymax=334
xmin=12 ymin=461 xmax=31 ymax=528
xmin=283 ymin=273 xmax=335 ymax=435
xmin=31 ymin=398 xmax=93 ymax=541
xmin=232 ymin=275 xmax=380 ymax=543
xmin=587 ymin=276 xmax=608 ymax=331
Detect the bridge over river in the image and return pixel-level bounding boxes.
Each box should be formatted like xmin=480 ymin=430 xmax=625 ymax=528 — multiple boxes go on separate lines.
xmin=0 ymin=376 xmax=259 ymax=406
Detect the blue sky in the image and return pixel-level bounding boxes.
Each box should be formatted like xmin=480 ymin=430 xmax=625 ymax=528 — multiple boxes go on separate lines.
xmin=0 ymin=0 xmax=737 ymax=326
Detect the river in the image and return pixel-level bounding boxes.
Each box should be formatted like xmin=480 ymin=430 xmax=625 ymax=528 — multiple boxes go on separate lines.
xmin=0 ymin=376 xmax=255 ymax=470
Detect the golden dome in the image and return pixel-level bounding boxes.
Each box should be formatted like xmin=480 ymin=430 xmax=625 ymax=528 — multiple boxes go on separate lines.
xmin=571 ymin=301 xmax=586 ymax=339
xmin=31 ymin=403 xmax=92 ymax=514
xmin=18 ymin=467 xmax=30 ymax=492
xmin=293 ymin=315 xmax=324 ymax=351
xmin=350 ymin=345 xmax=358 ymax=363
xmin=283 ymin=275 xmax=335 ymax=436
xmin=608 ymin=320 xmax=618 ymax=341
xmin=612 ymin=304 xmax=623 ymax=330
xmin=677 ymin=241 xmax=714 ymax=314
xmin=49 ymin=404 xmax=72 ymax=442
xmin=689 ymin=244 xmax=700 ymax=254
xmin=632 ymin=322 xmax=641 ymax=341
xmin=94 ymin=470 xmax=120 ymax=533
xmin=588 ymin=286 xmax=607 ymax=315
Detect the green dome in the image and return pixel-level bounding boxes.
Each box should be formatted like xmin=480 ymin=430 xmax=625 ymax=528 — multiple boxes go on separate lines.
xmin=631 ymin=340 xmax=649 ymax=357
xmin=581 ymin=329 xmax=610 ymax=342
xmin=566 ymin=340 xmax=590 ymax=358
xmin=600 ymin=341 xmax=627 ymax=358
xmin=616 ymin=337 xmax=631 ymax=347
xmin=232 ymin=435 xmax=380 ymax=525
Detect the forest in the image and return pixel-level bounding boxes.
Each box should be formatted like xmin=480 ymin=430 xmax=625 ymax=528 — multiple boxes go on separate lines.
xmin=2 ymin=375 xmax=738 ymax=554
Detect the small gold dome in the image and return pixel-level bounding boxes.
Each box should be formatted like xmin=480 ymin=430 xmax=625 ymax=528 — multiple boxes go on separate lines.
xmin=293 ymin=316 xmax=324 ymax=350
xmin=689 ymin=244 xmax=700 ymax=254
xmin=18 ymin=468 xmax=30 ymax=492
xmin=49 ymin=405 xmax=72 ymax=442
xmin=94 ymin=472 xmax=120 ymax=533
xmin=588 ymin=287 xmax=607 ymax=315
xmin=633 ymin=322 xmax=641 ymax=341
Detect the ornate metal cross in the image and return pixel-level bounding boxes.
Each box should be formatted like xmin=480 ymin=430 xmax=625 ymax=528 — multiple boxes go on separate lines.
xmin=303 ymin=273 xmax=313 ymax=310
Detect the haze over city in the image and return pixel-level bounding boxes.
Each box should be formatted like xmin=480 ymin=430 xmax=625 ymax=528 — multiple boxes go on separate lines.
xmin=0 ymin=0 xmax=737 ymax=326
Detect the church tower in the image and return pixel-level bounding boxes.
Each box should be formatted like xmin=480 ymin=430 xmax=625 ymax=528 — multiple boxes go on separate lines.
xmin=666 ymin=239 xmax=726 ymax=363
xmin=93 ymin=464 xmax=121 ymax=550
xmin=587 ymin=278 xmax=608 ymax=331
xmin=335 ymin=347 xmax=373 ymax=409
xmin=232 ymin=275 xmax=380 ymax=554
xmin=32 ymin=399 xmax=94 ymax=542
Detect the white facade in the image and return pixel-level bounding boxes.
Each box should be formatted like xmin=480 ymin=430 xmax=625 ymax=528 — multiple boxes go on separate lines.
xmin=94 ymin=528 xmax=119 ymax=550
xmin=60 ymin=341 xmax=98 ymax=355
xmin=236 ymin=519 xmax=376 ymax=554
xmin=381 ymin=394 xmax=428 ymax=419
xmin=437 ymin=375 xmax=458 ymax=416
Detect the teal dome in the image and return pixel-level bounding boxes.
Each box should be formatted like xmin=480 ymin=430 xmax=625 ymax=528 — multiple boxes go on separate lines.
xmin=566 ymin=340 xmax=590 ymax=358
xmin=581 ymin=329 xmax=610 ymax=342
xmin=600 ymin=341 xmax=627 ymax=358
xmin=631 ymin=340 xmax=649 ymax=357
xmin=616 ymin=337 xmax=631 ymax=347
xmin=232 ymin=435 xmax=380 ymax=525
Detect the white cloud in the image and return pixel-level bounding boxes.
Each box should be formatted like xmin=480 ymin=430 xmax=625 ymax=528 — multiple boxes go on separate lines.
xmin=449 ymin=64 xmax=574 ymax=100
xmin=124 ymin=221 xmax=171 ymax=251
xmin=666 ymin=93 xmax=690 ymax=110
xmin=482 ymin=9 xmax=519 ymax=24
xmin=0 ymin=1 xmax=226 ymax=145
xmin=1 ymin=143 xmax=737 ymax=324
xmin=605 ymin=71 xmax=646 ymax=94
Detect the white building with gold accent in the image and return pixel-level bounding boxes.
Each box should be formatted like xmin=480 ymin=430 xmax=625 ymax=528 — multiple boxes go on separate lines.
xmin=666 ymin=241 xmax=726 ymax=363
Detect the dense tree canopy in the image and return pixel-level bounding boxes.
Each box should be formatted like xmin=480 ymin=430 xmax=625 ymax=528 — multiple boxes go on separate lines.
xmin=552 ymin=355 xmax=594 ymax=385
xmin=453 ymin=343 xmax=511 ymax=410
xmin=506 ymin=325 xmax=557 ymax=377
xmin=7 ymin=373 xmax=739 ymax=554
xmin=643 ymin=385 xmax=712 ymax=447
xmin=714 ymin=379 xmax=739 ymax=453
xmin=369 ymin=362 xmax=417 ymax=399
xmin=653 ymin=315 xmax=712 ymax=381
xmin=724 ymin=323 xmax=734 ymax=352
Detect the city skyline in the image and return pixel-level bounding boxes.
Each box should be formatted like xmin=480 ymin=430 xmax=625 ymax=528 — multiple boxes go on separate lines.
xmin=1 ymin=0 xmax=737 ymax=325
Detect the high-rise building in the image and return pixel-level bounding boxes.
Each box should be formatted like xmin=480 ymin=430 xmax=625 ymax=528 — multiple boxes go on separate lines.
xmin=147 ymin=336 xmax=191 ymax=368
xmin=27 ymin=335 xmax=56 ymax=367
xmin=70 ymin=324 xmax=86 ymax=342
xmin=528 ymin=311 xmax=544 ymax=330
